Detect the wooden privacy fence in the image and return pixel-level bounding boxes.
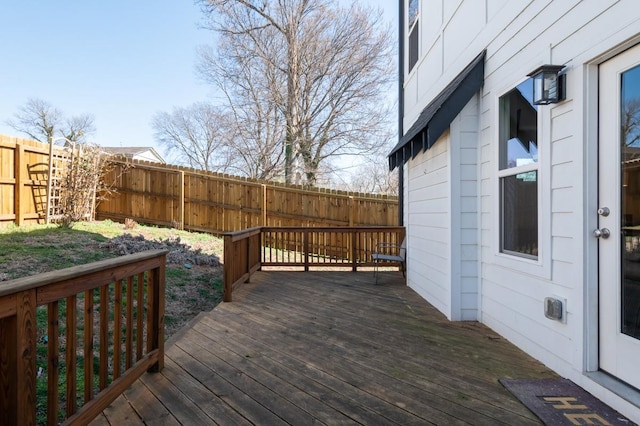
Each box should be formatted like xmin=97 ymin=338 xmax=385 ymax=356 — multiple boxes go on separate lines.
xmin=97 ymin=160 xmax=399 ymax=233
xmin=0 ymin=135 xmax=72 ymax=227
xmin=1 ymin=135 xmax=399 ymax=231
xmin=0 ymin=249 xmax=167 ymax=425
xmin=223 ymin=226 xmax=405 ymax=301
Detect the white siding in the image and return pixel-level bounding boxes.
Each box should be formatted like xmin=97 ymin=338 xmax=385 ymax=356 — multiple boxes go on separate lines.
xmin=133 ymin=150 xmax=163 ymax=163
xmin=407 ymin=131 xmax=450 ymax=315
xmin=402 ymin=0 xmax=640 ymax=420
xmin=450 ymin=96 xmax=480 ymax=321
xmin=406 ymin=96 xmax=480 ymax=321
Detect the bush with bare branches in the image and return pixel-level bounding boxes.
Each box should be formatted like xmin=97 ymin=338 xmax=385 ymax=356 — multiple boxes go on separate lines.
xmin=57 ymin=144 xmax=114 ymax=228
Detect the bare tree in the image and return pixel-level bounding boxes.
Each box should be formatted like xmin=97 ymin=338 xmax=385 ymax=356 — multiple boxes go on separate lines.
xmin=198 ymin=0 xmax=395 ymax=186
xmin=153 ymin=103 xmax=232 ymax=172
xmin=63 ymin=113 xmax=96 ymax=143
xmin=6 ymin=98 xmax=95 ymax=144
xmin=6 ymin=98 xmax=62 ymax=143
xmin=198 ymin=31 xmax=287 ymax=179
xmin=347 ymin=156 xmax=399 ymax=196
xmin=623 ymin=98 xmax=640 ymax=147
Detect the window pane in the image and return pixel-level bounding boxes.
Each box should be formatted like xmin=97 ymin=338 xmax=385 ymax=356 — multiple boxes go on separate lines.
xmin=501 ymin=171 xmax=538 ymax=257
xmin=409 ymin=0 xmax=419 ymax=29
xmin=500 ymin=79 xmax=538 ymax=170
xmin=409 ymin=24 xmax=418 ymax=71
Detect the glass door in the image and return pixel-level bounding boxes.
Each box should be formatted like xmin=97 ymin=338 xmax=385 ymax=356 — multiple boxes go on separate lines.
xmin=598 ymin=43 xmax=640 ymax=390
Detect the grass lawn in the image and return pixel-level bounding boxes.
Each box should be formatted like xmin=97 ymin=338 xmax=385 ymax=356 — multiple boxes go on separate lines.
xmin=0 ymin=219 xmax=225 ymax=337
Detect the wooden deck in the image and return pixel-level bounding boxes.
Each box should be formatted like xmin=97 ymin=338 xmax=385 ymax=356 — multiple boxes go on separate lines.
xmin=91 ymin=271 xmax=556 ymax=425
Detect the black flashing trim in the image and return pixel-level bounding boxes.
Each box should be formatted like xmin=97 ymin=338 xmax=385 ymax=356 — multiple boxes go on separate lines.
xmin=388 ymin=49 xmax=486 ymax=170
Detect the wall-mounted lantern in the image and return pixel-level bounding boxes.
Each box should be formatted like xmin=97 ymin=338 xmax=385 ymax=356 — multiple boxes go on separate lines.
xmin=527 ymin=65 xmax=566 ymax=105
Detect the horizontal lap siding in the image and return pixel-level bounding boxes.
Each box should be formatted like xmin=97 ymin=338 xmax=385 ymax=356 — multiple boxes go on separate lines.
xmin=405 ymin=2 xmax=640 ymax=403
xmin=407 ymin=132 xmax=451 ymax=315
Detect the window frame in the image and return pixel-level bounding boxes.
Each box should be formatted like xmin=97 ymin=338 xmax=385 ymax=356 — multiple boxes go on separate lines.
xmin=498 ymin=79 xmax=540 ymax=260
xmin=492 ymin=78 xmax=551 ymax=279
xmin=407 ymin=0 xmax=419 ymax=73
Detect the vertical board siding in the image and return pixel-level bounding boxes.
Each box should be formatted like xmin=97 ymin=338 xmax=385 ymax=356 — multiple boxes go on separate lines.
xmin=456 ymin=99 xmax=480 ymax=321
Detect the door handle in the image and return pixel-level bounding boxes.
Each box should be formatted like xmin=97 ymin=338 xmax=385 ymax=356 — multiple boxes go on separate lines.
xmin=593 ymin=228 xmax=611 ymax=239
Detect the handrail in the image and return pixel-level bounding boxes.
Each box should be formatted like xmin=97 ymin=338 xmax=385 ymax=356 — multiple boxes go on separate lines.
xmin=223 ymin=227 xmax=262 ymax=302
xmin=0 ymin=249 xmax=168 ymax=426
xmin=222 ymin=226 xmax=405 ymax=301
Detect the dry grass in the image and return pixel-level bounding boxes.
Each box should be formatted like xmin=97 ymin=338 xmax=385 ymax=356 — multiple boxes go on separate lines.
xmin=0 ymin=219 xmax=225 ymax=337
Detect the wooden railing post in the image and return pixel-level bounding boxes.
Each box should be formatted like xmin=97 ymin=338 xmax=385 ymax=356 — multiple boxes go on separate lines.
xmin=245 ymin=236 xmax=251 ymax=283
xmin=17 ymin=289 xmax=37 ymax=426
xmin=147 ymin=258 xmax=166 ymax=372
xmin=223 ymin=234 xmax=233 ymax=302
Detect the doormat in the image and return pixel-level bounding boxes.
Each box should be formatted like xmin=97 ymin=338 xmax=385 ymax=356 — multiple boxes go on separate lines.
xmin=500 ymin=378 xmax=637 ymax=425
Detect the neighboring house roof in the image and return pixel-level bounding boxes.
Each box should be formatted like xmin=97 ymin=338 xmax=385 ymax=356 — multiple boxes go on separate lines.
xmin=102 ymin=146 xmax=166 ymax=164
xmin=389 ymin=49 xmax=486 ymax=171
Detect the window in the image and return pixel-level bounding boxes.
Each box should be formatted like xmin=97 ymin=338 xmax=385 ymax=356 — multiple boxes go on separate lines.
xmin=499 ymin=79 xmax=539 ymax=259
xmin=408 ymin=0 xmax=419 ymax=71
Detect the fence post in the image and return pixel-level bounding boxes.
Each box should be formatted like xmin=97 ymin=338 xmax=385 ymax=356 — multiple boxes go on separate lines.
xmin=14 ymin=143 xmax=24 ymax=226
xmin=262 ymin=184 xmax=267 ymax=226
xmin=178 ymin=171 xmax=185 ymax=230
xmin=348 ymin=196 xmax=355 ymax=227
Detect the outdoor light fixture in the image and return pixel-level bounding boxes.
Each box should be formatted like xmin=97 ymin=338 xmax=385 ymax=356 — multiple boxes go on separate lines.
xmin=527 ymin=64 xmax=566 ymax=105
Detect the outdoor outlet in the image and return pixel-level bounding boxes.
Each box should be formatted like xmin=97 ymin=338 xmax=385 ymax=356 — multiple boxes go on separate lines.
xmin=544 ymin=296 xmax=567 ymax=323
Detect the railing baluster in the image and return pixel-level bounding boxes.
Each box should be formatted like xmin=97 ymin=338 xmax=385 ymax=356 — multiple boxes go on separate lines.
xmin=125 ymin=276 xmax=133 ymax=370
xmin=351 ymin=230 xmax=357 ymax=271
xmin=136 ymin=272 xmax=144 ymax=360
xmin=303 ymin=229 xmax=309 ymax=271
xmin=47 ymin=301 xmax=59 ymax=426
xmin=99 ymin=284 xmax=109 ymax=390
xmin=84 ymin=289 xmax=93 ymax=403
xmin=66 ymin=295 xmax=77 ymax=416
xmin=113 ymin=279 xmax=122 ymax=380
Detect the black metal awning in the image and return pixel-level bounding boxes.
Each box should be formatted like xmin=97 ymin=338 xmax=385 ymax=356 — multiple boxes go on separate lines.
xmin=388 ymin=50 xmax=486 ymax=171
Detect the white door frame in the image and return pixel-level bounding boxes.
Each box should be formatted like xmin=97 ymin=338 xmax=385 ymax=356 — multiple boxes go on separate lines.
xmin=585 ymin=40 xmax=640 ymax=392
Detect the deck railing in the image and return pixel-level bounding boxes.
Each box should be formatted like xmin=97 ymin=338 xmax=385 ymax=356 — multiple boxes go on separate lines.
xmin=223 ymin=226 xmax=405 ymax=301
xmin=0 ymin=249 xmax=167 ymax=426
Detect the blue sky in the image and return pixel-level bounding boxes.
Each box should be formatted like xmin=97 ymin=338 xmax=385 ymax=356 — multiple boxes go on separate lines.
xmin=0 ymin=1 xmax=398 ymax=161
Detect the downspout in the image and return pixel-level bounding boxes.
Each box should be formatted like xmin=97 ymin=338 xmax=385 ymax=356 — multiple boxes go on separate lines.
xmin=398 ymin=0 xmax=405 ymax=226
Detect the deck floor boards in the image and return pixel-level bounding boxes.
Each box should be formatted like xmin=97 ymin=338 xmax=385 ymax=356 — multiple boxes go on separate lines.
xmin=92 ymin=271 xmax=556 ymax=425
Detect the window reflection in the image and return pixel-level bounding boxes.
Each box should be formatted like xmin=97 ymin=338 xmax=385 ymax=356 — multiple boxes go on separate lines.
xmin=620 ymin=64 xmax=640 ymax=339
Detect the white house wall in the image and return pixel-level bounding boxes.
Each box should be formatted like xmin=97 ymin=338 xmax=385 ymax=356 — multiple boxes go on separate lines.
xmin=406 ymin=130 xmax=451 ymax=315
xmin=406 ymin=95 xmax=480 ymax=321
xmin=403 ymin=0 xmax=640 ymax=420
